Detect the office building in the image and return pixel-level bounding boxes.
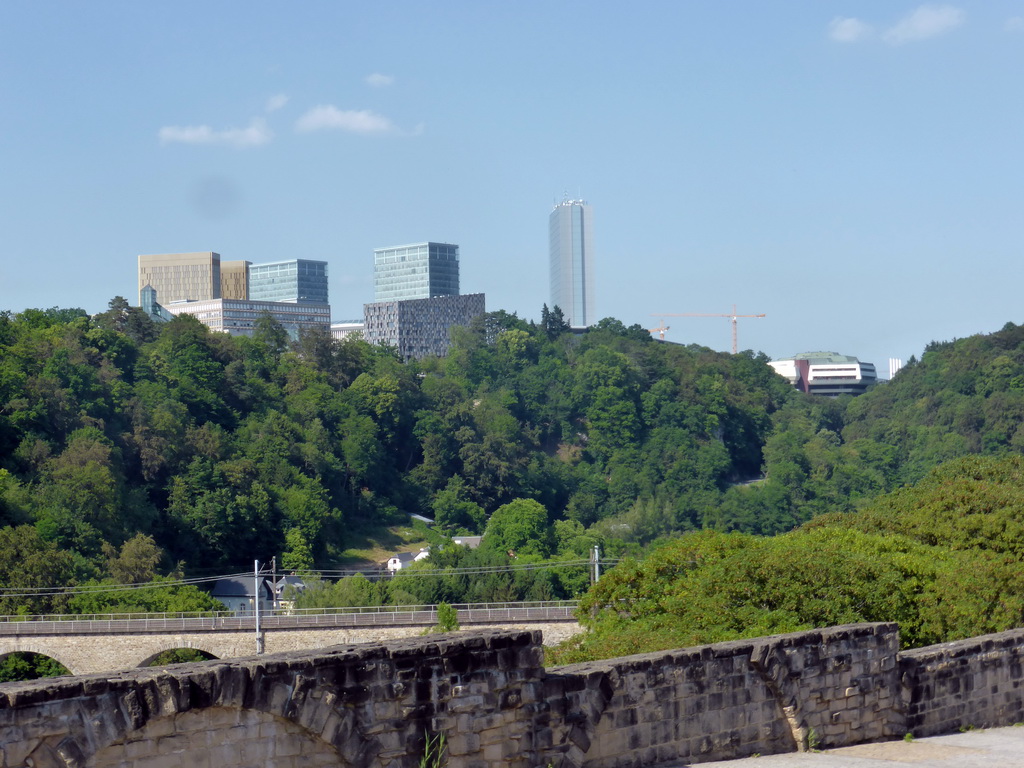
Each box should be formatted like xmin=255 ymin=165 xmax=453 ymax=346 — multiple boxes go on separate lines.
xmin=140 ymin=285 xmax=174 ymax=323
xmin=364 ymin=294 xmax=485 ymax=360
xmin=769 ymin=352 xmax=877 ymax=396
xmin=138 ymin=252 xmax=221 ymax=305
xmin=549 ymin=199 xmax=595 ymax=328
xmin=331 ymin=321 xmax=365 ymax=341
xmin=161 ymin=297 xmax=331 ymax=339
xmin=137 ymin=253 xmax=334 ymax=339
xmin=365 ymin=240 xmax=482 ymax=358
xmin=373 ymin=242 xmax=459 ymax=302
xmin=220 ymin=260 xmax=251 ymax=300
xmin=250 ymin=259 xmax=329 ymax=304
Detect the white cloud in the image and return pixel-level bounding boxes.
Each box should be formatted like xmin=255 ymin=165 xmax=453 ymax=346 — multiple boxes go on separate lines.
xmin=158 ymin=117 xmax=273 ymax=148
xmin=294 ymin=105 xmax=395 ymax=135
xmin=265 ymin=93 xmax=289 ymax=112
xmin=1005 ymin=16 xmax=1024 ymax=32
xmin=883 ymin=5 xmax=965 ymax=44
xmin=829 ymin=17 xmax=873 ymax=43
xmin=365 ymin=73 xmax=395 ymax=88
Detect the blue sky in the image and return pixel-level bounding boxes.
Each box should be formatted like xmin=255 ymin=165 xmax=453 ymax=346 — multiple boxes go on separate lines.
xmin=2 ymin=2 xmax=1023 ymax=372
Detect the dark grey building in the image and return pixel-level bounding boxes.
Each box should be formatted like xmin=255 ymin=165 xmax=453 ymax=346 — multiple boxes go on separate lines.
xmin=364 ymin=293 xmax=485 ymax=359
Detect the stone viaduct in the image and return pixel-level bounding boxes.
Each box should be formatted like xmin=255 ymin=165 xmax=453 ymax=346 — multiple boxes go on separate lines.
xmin=4 ymin=621 xmax=1024 ymax=768
xmin=0 ymin=605 xmax=582 ymax=675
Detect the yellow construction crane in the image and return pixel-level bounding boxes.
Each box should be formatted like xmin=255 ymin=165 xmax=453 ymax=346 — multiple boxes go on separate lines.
xmin=648 ymin=320 xmax=670 ymax=340
xmin=651 ymin=305 xmax=766 ymax=354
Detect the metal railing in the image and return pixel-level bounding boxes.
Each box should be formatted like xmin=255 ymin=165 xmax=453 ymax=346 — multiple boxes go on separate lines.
xmin=0 ymin=600 xmax=580 ymax=636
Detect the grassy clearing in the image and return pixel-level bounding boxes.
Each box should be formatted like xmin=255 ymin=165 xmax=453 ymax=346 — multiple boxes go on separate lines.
xmin=329 ymin=520 xmax=438 ymax=568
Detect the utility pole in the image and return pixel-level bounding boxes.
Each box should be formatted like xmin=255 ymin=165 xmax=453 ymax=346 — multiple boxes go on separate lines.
xmin=254 ymin=560 xmax=264 ymax=655
xmin=591 ymin=545 xmax=601 ymax=584
xmin=270 ymin=556 xmax=277 ymax=612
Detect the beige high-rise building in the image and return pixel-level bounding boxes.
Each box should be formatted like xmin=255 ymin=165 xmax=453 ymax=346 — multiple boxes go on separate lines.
xmin=220 ymin=260 xmax=251 ymax=300
xmin=138 ymin=252 xmax=221 ymax=304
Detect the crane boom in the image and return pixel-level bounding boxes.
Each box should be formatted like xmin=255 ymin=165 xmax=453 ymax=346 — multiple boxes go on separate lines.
xmin=651 ymin=305 xmax=766 ymax=353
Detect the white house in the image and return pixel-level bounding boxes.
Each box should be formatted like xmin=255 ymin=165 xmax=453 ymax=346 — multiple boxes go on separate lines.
xmin=385 ymin=548 xmax=431 ymax=572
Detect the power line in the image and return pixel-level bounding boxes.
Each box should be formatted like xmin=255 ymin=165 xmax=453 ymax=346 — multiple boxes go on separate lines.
xmin=0 ymin=558 xmax=622 ymax=598
xmin=303 ymin=560 xmax=621 ymax=580
xmin=0 ymin=572 xmax=251 ymax=599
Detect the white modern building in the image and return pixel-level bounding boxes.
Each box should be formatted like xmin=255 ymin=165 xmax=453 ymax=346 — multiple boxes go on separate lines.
xmin=769 ymin=352 xmax=877 ymax=396
xmin=331 ymin=321 xmax=365 ymax=341
xmin=549 ymin=198 xmax=595 ymax=329
xmin=161 ymin=297 xmax=331 ymax=339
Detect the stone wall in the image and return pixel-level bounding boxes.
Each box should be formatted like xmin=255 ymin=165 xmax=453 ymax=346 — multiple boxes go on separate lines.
xmin=92 ymin=708 xmax=341 ymax=768
xmin=4 ymin=623 xmax=1024 ymax=768
xmin=0 ymin=630 xmax=547 ymax=768
xmin=900 ymin=626 xmax=1024 ymax=737
xmin=543 ymin=622 xmax=902 ymax=767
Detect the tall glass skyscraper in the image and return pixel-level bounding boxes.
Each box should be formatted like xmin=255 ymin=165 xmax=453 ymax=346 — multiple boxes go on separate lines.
xmin=549 ymin=199 xmax=595 ymax=328
xmin=373 ymin=242 xmax=459 ymax=302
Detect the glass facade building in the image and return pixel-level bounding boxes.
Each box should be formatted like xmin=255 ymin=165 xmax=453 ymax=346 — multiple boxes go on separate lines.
xmin=249 ymin=259 xmax=329 ymax=304
xmin=549 ymin=200 xmax=595 ymax=328
xmin=373 ymin=242 xmax=459 ymax=302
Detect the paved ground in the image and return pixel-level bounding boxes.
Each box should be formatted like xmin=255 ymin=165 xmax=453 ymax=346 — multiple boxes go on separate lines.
xmin=690 ymin=727 xmax=1024 ymax=767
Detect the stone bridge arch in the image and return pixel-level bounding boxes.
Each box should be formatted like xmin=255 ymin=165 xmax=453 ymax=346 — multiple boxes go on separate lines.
xmin=0 ymin=613 xmax=582 ymax=675
xmin=134 ymin=646 xmax=219 ymax=668
xmin=3 ymin=653 xmax=391 ymax=768
xmin=0 ymin=634 xmax=490 ymax=768
xmin=0 ymin=632 xmax=263 ymax=675
xmin=0 ymin=641 xmax=81 ymax=676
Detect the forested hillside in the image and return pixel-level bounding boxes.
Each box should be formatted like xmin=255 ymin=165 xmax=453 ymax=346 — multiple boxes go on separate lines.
xmin=550 ymin=321 xmax=1024 ymax=663
xmin=555 ymin=455 xmax=1024 ymax=663
xmin=4 ymin=302 xmax=1024 ymax=633
xmin=0 ymin=301 xmax=792 ymax=614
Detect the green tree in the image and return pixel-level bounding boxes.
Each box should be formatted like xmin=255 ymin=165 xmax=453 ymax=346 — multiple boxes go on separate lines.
xmin=540 ymin=304 xmax=570 ymax=340
xmin=294 ymin=574 xmax=383 ymax=608
xmin=0 ymin=525 xmax=74 ymax=615
xmin=148 ymin=648 xmax=216 ymax=666
xmin=103 ymin=533 xmax=163 ymax=583
xmin=281 ymin=527 xmax=315 ymax=571
xmin=67 ymin=577 xmax=222 ymax=614
xmin=482 ymin=498 xmax=552 ymax=557
xmin=0 ymin=653 xmax=70 ymax=682
xmin=431 ymin=602 xmax=460 ymax=633
xmin=431 ymin=476 xmax=486 ymax=534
